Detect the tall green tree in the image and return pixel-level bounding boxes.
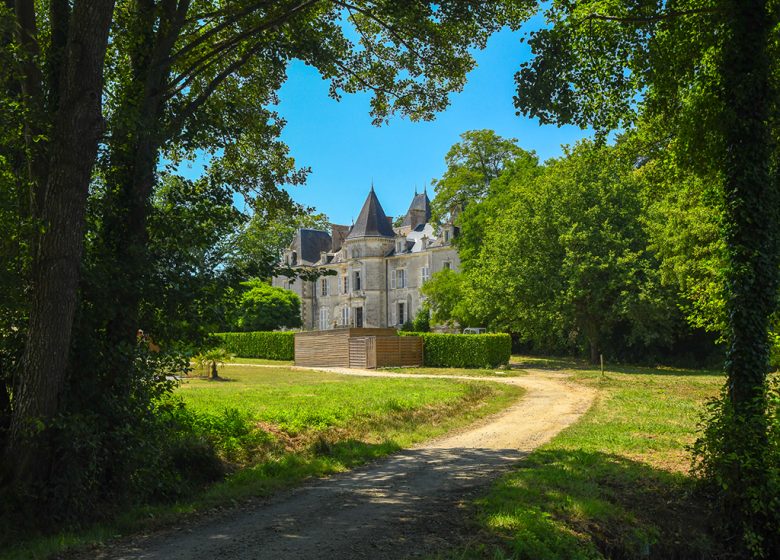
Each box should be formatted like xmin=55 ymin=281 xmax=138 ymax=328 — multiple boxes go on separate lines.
xmin=465 ymin=140 xmax=680 ymax=362
xmin=431 ymin=129 xmax=531 ymax=223
xmin=2 ymin=0 xmax=536 ymax=514
xmin=2 ymin=0 xmax=115 ymax=492
xmin=512 ymin=1 xmax=779 ymax=553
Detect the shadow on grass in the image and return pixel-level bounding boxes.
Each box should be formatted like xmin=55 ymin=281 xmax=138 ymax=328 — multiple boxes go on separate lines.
xmin=511 ymin=355 xmax=723 ymax=378
xmin=463 ymin=449 xmax=729 ymax=560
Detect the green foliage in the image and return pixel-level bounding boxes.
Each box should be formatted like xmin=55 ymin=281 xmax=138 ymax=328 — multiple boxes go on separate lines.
xmin=402 ymin=333 xmax=511 ymax=368
xmin=420 ymin=268 xmax=474 ymax=328
xmin=692 ymin=379 xmax=780 ymax=558
xmin=216 ymin=331 xmax=296 ymax=361
xmin=431 ymin=129 xmax=532 ymax=222
xmin=228 ymin=209 xmax=330 ymax=281
xmin=235 ymin=280 xmax=302 ymax=332
xmin=463 ymin=139 xmax=686 ymax=362
xmin=411 ymin=306 xmax=431 ymax=333
xmin=459 ymin=360 xmax=724 ymax=560
xmin=193 ymin=348 xmax=235 ymax=378
xmin=513 ymin=3 xmax=780 ymax=554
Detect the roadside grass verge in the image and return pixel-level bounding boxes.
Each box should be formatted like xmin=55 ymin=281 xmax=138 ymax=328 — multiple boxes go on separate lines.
xmin=456 ymin=361 xmax=725 ymax=559
xmin=5 ymin=367 xmax=521 ymax=560
xmin=380 ymin=366 xmax=524 ymax=377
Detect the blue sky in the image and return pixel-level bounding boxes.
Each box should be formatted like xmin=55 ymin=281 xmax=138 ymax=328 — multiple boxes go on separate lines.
xmin=179 ymin=19 xmax=593 ymax=225
xmin=274 ymin=21 xmax=591 ymax=226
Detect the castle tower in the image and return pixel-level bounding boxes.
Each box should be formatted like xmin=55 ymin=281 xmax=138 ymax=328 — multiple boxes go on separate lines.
xmin=343 ymin=187 xmax=395 ymax=327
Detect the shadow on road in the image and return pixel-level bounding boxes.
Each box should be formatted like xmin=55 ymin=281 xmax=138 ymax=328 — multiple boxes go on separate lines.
xmin=102 ymin=447 xmax=527 ymax=560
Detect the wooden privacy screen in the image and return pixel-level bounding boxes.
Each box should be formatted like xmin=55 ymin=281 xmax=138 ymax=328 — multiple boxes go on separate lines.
xmin=295 ymin=328 xmax=423 ymax=369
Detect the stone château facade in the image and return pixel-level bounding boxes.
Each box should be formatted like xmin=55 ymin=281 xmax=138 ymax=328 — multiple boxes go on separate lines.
xmin=272 ymin=187 xmax=460 ymax=330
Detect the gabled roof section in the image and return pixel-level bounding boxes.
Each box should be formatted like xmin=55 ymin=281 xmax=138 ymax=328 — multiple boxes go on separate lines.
xmin=295 ymin=228 xmax=332 ymax=264
xmin=401 ymin=190 xmax=432 ymax=228
xmin=346 ymin=187 xmax=395 ymax=239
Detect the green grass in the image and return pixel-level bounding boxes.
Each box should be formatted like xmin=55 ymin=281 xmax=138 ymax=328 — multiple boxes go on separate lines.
xmin=380 ymin=366 xmax=525 ymax=377
xmin=456 ymin=360 xmax=725 ymax=559
xmin=228 ymin=357 xmax=295 ymax=366
xmin=5 ymin=367 xmax=522 ymax=560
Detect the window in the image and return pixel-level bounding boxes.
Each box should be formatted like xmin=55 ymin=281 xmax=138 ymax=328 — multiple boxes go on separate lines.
xmin=444 ymin=229 xmax=450 ymax=242
xmin=398 ymin=302 xmax=405 ymax=325
xmin=443 ymin=261 xmax=451 ymax=270
xmin=392 ymin=269 xmax=406 ymax=289
xmin=351 ymin=248 xmax=360 ymax=258
xmin=396 ymin=240 xmax=403 ymax=253
xmin=342 ymin=306 xmax=350 ymax=326
xmin=421 ymin=266 xmax=430 ymax=284
xmin=355 ymin=307 xmax=363 ymax=327
xmin=342 ymin=274 xmax=348 ymax=294
xmin=320 ymin=278 xmax=329 ymax=296
xmin=319 ymin=308 xmax=330 ymax=330
xmin=353 ymin=270 xmax=361 ymax=291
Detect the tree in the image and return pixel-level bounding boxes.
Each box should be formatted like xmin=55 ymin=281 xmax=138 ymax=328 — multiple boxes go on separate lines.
xmin=512 ymin=1 xmax=779 ymax=553
xmin=2 ymin=0 xmax=535 ymax=511
xmin=2 ymin=0 xmax=115 ymax=492
xmin=229 ymin=207 xmax=330 ymax=281
xmin=420 ymin=269 xmax=474 ymax=328
xmin=464 ymin=140 xmax=681 ymax=362
xmin=431 ymin=129 xmax=531 ymax=223
xmin=235 ymin=280 xmax=302 ymax=332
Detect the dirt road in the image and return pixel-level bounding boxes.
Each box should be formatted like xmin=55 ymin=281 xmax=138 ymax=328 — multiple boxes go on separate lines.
xmin=93 ymin=368 xmax=595 ymax=560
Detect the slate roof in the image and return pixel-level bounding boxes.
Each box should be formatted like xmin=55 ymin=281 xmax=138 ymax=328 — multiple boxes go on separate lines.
xmin=295 ymin=228 xmax=333 ymax=264
xmin=347 ymin=188 xmax=395 ymax=239
xmin=401 ymin=190 xmax=432 ymax=228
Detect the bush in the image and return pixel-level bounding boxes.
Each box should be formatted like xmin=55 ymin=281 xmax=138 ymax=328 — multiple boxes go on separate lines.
xmin=411 ymin=306 xmax=431 ymax=332
xmin=216 ymin=331 xmax=295 ymax=360
xmin=692 ymin=378 xmax=780 ymax=558
xmin=235 ymin=280 xmax=302 ymax=332
xmin=402 ymin=332 xmax=511 ymax=368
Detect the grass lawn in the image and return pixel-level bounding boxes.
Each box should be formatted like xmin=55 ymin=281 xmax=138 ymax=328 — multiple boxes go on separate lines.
xmin=380 ymin=366 xmax=524 ymax=377
xmin=5 ymin=367 xmax=521 ymax=560
xmin=458 ymin=357 xmax=726 ymax=559
xmin=227 ymin=357 xmax=295 ymax=366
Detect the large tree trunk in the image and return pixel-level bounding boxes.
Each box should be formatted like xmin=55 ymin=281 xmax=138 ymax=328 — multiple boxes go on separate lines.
xmin=719 ymin=0 xmax=777 ymax=546
xmin=721 ymin=0 xmax=775 ymax=417
xmin=100 ymin=1 xmax=186 ymax=353
xmin=4 ymin=0 xmax=114 ymax=489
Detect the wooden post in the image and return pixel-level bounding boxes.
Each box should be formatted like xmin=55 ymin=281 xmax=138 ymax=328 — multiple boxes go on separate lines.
xmin=600 ymin=354 xmax=604 ymax=378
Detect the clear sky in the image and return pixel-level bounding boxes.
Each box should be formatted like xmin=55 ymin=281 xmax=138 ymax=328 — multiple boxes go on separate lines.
xmin=177 ymin=18 xmax=594 ymax=225
xmin=274 ymin=19 xmax=591 ymax=226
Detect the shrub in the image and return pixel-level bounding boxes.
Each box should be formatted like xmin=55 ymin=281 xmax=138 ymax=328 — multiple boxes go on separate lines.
xmin=692 ymin=379 xmax=780 ymax=558
xmin=235 ymin=279 xmax=302 ymax=332
xmin=216 ymin=331 xmax=295 ymax=360
xmin=411 ymin=306 xmax=431 ymax=333
xmin=402 ymin=332 xmax=511 ymax=368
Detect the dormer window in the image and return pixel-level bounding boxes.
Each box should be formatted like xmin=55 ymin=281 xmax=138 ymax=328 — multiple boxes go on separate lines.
xmin=396 ymin=240 xmax=403 ymax=253
xmin=444 ymin=229 xmax=450 ymax=243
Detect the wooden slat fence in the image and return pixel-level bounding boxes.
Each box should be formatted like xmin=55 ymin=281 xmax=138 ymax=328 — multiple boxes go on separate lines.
xmin=295 ymin=328 xmax=422 ymax=369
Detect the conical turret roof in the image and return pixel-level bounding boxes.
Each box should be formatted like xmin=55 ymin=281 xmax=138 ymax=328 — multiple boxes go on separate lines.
xmin=401 ymin=190 xmax=432 ymax=228
xmin=347 ymin=187 xmax=395 ymax=239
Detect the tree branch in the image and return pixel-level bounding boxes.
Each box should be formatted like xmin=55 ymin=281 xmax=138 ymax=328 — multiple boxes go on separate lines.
xmin=166 ymin=0 xmax=321 ymax=96
xmin=578 ymin=7 xmax=718 ymax=25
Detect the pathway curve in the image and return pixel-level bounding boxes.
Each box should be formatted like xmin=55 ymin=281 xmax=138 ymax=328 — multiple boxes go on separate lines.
xmin=93 ymin=367 xmax=595 ymax=560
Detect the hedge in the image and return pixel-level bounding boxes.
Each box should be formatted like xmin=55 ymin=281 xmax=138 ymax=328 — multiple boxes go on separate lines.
xmin=215 ymin=331 xmax=295 ymax=361
xmin=402 ymin=332 xmax=511 ymax=368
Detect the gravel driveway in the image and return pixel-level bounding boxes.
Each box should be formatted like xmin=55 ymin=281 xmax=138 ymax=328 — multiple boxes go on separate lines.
xmin=89 ymin=368 xmax=595 ymax=560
